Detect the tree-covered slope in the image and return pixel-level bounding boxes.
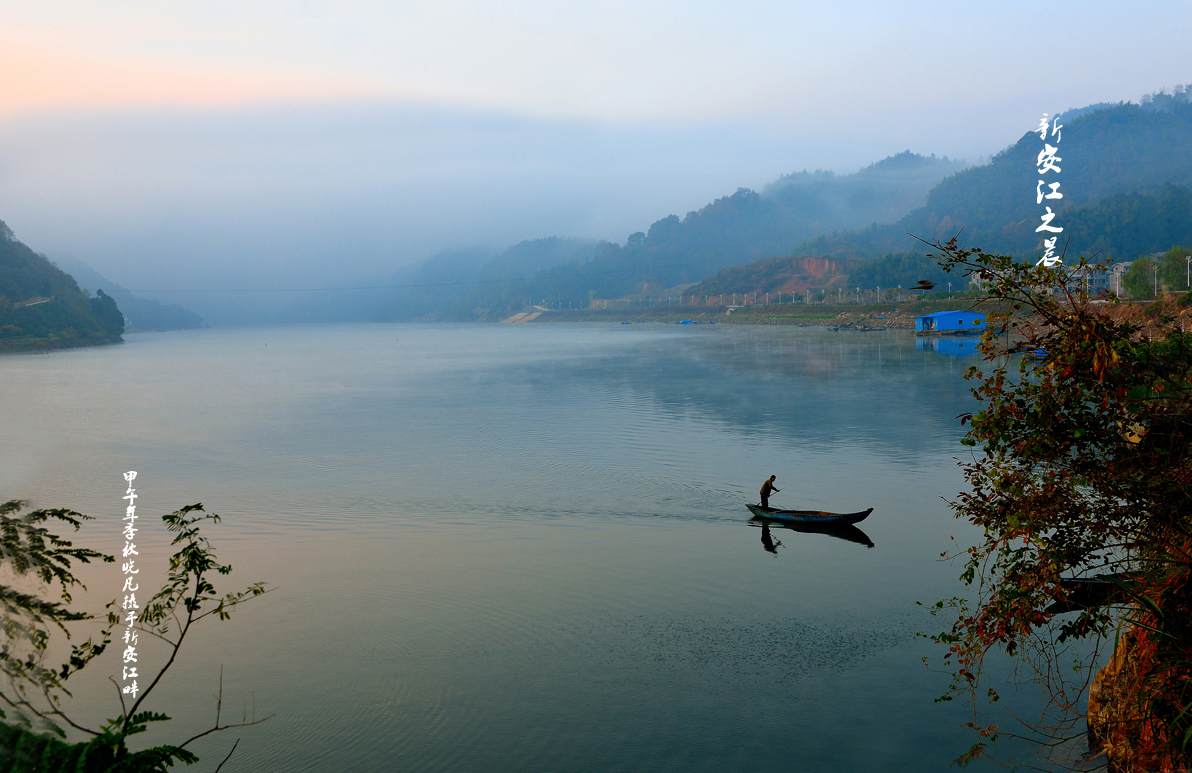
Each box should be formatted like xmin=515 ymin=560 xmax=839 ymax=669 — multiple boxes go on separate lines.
xmin=51 ymin=256 xmax=203 ymax=332
xmin=684 ymin=255 xmax=862 ymax=297
xmin=0 ymin=221 xmax=124 ymax=350
xmin=800 ymin=93 xmax=1192 ymax=260
xmin=367 ymin=237 xmax=601 ymax=321
xmin=763 ymin=150 xmax=970 ymax=229
xmin=440 ymin=152 xmax=966 ymax=317
xmin=576 ymin=152 xmax=962 ymax=290
xmin=698 ymin=182 xmax=1192 ymax=297
xmin=1057 ymin=183 xmax=1192 ymax=262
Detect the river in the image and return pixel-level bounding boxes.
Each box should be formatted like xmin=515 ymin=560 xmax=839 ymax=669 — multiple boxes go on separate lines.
xmin=2 ymin=322 xmax=1028 ymax=772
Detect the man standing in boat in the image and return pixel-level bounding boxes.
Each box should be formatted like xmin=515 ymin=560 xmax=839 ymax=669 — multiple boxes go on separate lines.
xmin=759 ymin=475 xmax=780 ymax=510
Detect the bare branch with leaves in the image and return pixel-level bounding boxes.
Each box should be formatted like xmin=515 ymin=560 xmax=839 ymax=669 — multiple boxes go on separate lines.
xmin=921 ymin=237 xmax=1192 ymax=771
xmin=0 ymin=500 xmax=271 ymax=772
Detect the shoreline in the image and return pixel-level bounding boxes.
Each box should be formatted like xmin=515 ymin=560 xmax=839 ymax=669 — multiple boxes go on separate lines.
xmin=503 ymin=298 xmax=1001 ymax=328
xmin=0 ymin=334 xmax=123 ymax=355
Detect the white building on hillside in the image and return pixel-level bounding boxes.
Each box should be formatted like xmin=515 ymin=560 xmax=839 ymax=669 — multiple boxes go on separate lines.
xmin=1111 ymin=262 xmax=1133 ymax=297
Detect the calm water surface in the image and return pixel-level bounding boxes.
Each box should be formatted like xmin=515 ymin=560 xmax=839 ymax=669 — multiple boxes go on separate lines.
xmin=2 ymin=323 xmax=1027 ymax=771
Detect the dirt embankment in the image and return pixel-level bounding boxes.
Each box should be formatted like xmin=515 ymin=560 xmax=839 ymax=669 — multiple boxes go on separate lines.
xmin=510 ymin=295 xmax=1192 ymax=331
xmin=510 ymin=298 xmax=1001 ymax=327
xmin=685 ymin=255 xmax=862 ymax=298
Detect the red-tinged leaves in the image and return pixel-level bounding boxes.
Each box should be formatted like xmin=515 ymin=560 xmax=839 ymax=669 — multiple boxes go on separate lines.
xmin=924 ymin=238 xmax=1192 ymax=769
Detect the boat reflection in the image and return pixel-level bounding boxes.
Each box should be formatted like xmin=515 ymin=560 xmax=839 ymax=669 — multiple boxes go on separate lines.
xmin=750 ymin=518 xmax=875 ymax=550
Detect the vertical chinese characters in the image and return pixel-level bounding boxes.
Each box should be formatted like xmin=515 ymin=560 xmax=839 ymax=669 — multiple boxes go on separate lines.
xmin=121 ymin=471 xmax=140 ymax=700
xmin=1036 ymin=113 xmax=1064 ymax=267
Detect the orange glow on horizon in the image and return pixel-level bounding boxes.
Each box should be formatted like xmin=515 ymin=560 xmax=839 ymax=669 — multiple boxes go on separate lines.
xmin=0 ymin=34 xmax=390 ymax=117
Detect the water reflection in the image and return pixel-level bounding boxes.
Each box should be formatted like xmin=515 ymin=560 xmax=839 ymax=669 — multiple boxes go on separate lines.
xmin=914 ymin=335 xmax=982 ymax=357
xmin=546 ymin=327 xmax=976 ymax=460
xmin=759 ymin=522 xmax=783 ymax=553
xmin=750 ymin=519 xmax=875 ymax=549
xmin=3 ymin=323 xmax=997 ymax=773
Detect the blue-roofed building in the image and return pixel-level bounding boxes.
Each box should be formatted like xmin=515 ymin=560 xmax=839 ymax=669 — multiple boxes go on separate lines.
xmin=915 ymin=310 xmax=986 ymax=335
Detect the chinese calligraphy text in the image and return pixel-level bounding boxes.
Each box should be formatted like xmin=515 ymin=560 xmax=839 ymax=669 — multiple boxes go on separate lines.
xmin=120 ymin=471 xmax=140 ymax=700
xmin=1036 ymin=113 xmax=1064 ymax=267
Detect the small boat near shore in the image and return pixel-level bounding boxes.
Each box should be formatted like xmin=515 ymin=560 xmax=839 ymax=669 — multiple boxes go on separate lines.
xmin=1046 ymin=575 xmax=1134 ymax=613
xmin=827 ymin=323 xmax=885 ymax=332
xmin=746 ymin=503 xmax=873 ymax=525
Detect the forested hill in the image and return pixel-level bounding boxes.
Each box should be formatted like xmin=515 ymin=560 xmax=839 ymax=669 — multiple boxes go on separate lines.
xmin=685 ymin=256 xmax=862 ymax=298
xmin=690 ymin=182 xmax=1192 ymax=298
xmin=0 ymin=221 xmax=124 ymax=350
xmin=365 ymin=237 xmax=602 ymax=322
xmin=762 ymin=150 xmax=969 ymax=227
xmin=359 ymin=153 xmax=963 ymax=320
xmin=430 ymin=152 xmax=965 ymax=319
xmin=545 ymin=152 xmax=961 ymax=290
xmin=799 ymin=92 xmax=1192 ymax=260
xmin=51 ymin=256 xmax=203 ymax=332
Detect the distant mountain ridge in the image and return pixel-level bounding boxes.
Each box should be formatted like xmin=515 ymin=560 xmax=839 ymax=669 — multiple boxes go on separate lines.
xmin=427 ymin=151 xmax=968 ymax=319
xmin=50 ymin=255 xmax=203 ymax=332
xmin=368 ymin=237 xmax=601 ymax=321
xmin=21 ymin=88 xmax=1188 ymax=330
xmin=696 ymin=183 xmax=1192 ymax=300
xmin=0 ymin=221 xmax=124 ymax=350
xmin=561 ymin=88 xmax=1192 ymax=303
xmin=798 ymin=91 xmax=1192 ymax=260
xmin=346 ymin=152 xmax=963 ymax=321
xmin=763 ymin=151 xmax=969 ymax=228
xmin=383 ymin=88 xmax=1192 ymax=320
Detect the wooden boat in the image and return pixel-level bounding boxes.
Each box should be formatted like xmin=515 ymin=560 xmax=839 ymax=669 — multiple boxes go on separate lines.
xmin=827 ymin=323 xmax=885 ymax=332
xmin=746 ymin=503 xmax=872 ymax=525
xmin=1046 ymin=575 xmax=1133 ymax=613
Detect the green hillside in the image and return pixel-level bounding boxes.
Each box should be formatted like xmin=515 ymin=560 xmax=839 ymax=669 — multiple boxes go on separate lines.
xmin=800 ymin=94 xmax=1192 ymax=260
xmin=52 ymin=256 xmax=203 ymax=332
xmin=0 ymin=221 xmax=124 ymax=351
xmin=693 ymin=183 xmax=1192 ymax=296
xmin=447 ymin=152 xmax=965 ymax=318
xmin=1044 ymin=183 xmax=1192 ymax=262
xmin=571 ymin=90 xmax=1192 ymax=301
xmin=453 ymin=93 xmax=1192 ymax=315
xmin=685 ymin=256 xmax=861 ymax=297
xmin=362 ymin=152 xmax=963 ymax=320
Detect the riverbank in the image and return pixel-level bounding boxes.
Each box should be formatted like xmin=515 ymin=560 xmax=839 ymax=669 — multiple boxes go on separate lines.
xmin=0 ymin=332 xmax=123 ymax=354
xmin=504 ymin=298 xmax=1001 ymax=327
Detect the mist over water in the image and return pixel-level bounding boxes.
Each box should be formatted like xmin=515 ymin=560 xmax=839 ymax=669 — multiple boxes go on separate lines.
xmin=0 ymin=105 xmax=874 ymax=295
xmin=3 ymin=324 xmax=1038 ymax=771
xmin=4 ymin=4 xmax=1190 ymax=769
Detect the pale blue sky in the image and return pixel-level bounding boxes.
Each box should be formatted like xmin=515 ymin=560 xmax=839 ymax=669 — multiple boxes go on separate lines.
xmin=0 ymin=0 xmax=1188 ymax=289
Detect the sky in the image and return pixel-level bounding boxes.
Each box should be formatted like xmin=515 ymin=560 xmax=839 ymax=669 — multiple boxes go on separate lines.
xmin=0 ymin=0 xmax=1189 ymax=296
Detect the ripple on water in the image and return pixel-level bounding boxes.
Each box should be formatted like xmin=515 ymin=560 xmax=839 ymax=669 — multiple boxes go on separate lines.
xmin=5 ymin=324 xmax=984 ymax=773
